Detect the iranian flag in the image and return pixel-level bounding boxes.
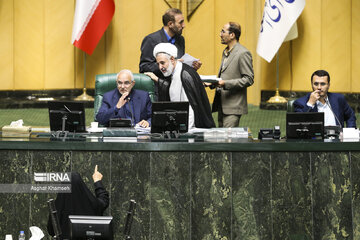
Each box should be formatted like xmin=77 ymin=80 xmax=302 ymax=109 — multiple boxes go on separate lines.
xmin=71 ymin=0 xmax=115 ymax=55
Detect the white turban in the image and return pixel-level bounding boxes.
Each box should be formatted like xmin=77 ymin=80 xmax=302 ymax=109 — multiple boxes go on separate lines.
xmin=153 ymin=43 xmax=178 ymax=58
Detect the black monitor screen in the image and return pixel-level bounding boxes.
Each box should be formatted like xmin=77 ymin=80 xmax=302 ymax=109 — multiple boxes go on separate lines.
xmin=151 ymin=101 xmax=189 ymax=134
xmin=48 ymin=101 xmax=86 ymax=132
xmin=69 ymin=215 xmax=113 ymax=240
xmin=286 ymin=112 xmax=324 ymax=139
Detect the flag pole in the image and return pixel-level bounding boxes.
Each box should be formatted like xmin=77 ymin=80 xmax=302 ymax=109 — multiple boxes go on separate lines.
xmin=75 ymin=52 xmax=94 ymax=101
xmin=267 ymin=52 xmax=287 ymax=104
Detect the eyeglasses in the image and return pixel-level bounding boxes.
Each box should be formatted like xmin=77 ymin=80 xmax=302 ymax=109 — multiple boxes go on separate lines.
xmin=313 ymin=82 xmax=327 ymax=86
xmin=220 ymin=29 xmax=230 ymax=34
xmin=116 ymin=81 xmax=131 ymax=86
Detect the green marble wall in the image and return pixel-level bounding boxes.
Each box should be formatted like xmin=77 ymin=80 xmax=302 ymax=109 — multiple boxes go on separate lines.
xmin=352 ymin=152 xmax=360 ymax=239
xmin=0 ymin=150 xmax=357 ymax=239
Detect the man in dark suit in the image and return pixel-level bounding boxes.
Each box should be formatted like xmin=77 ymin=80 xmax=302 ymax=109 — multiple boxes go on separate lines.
xmin=293 ymin=70 xmax=356 ymax=128
xmin=139 ymin=8 xmax=201 ymax=79
xmin=96 ymin=69 xmax=152 ymax=127
xmin=211 ymin=22 xmax=254 ymax=127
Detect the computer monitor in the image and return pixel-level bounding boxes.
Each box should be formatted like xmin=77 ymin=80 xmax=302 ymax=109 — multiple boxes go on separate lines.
xmin=69 ymin=215 xmax=113 ymax=240
xmin=286 ymin=112 xmax=324 ymax=139
xmin=151 ymin=101 xmax=189 ymax=134
xmin=48 ymin=101 xmax=86 ymax=132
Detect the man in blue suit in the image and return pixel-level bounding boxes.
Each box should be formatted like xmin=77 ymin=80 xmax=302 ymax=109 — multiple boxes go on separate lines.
xmin=293 ymin=70 xmax=356 ymax=128
xmin=96 ymin=69 xmax=152 ymax=127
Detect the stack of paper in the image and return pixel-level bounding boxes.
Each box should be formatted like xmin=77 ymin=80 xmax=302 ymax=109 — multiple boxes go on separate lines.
xmin=199 ymin=75 xmax=221 ymax=83
xmin=181 ymin=53 xmax=199 ymax=67
xmin=135 ymin=124 xmax=151 ymax=135
xmin=204 ymin=127 xmax=248 ymax=142
xmin=102 ymin=128 xmax=137 ymax=142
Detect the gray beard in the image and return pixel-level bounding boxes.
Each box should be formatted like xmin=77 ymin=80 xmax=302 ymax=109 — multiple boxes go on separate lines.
xmin=163 ymin=63 xmax=174 ymax=77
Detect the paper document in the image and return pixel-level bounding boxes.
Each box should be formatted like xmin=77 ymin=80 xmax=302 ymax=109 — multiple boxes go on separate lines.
xmin=135 ymin=124 xmax=151 ymax=135
xmin=87 ymin=127 xmax=106 ymax=133
xmin=199 ymin=75 xmax=221 ymax=83
xmin=102 ymin=137 xmax=137 ymax=142
xmin=181 ymin=53 xmax=199 ymax=67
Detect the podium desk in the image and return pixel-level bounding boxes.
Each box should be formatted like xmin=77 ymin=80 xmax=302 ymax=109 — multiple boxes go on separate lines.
xmin=0 ymin=137 xmax=360 ymax=239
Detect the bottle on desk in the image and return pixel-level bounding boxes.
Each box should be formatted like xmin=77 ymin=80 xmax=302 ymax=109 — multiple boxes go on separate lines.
xmin=18 ymin=231 xmax=25 ymax=240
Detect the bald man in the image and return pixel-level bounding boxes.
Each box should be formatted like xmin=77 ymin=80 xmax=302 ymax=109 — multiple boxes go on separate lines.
xmin=96 ymin=69 xmax=152 ymax=127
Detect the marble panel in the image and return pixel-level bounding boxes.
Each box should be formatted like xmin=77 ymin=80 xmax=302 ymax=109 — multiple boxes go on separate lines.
xmin=191 ymin=152 xmax=231 ymax=240
xmin=71 ymin=151 xmax=111 ymax=196
xmin=0 ymin=150 xmax=31 ymax=237
xmin=110 ymin=151 xmax=150 ymax=240
xmin=71 ymin=150 xmax=113 ymax=236
xmin=30 ymin=150 xmax=71 ymax=239
xmin=150 ymin=152 xmax=191 ymax=240
xmin=271 ymin=152 xmax=312 ymax=240
xmin=232 ymin=152 xmax=272 ymax=240
xmin=311 ymin=152 xmax=352 ymax=240
xmin=351 ymin=152 xmax=360 ymax=239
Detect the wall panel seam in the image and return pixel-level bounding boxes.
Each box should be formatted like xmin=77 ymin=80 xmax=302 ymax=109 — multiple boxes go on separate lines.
xmin=149 ymin=151 xmax=152 ymax=240
xmin=270 ymin=153 xmax=274 ymax=239
xmin=189 ymin=152 xmax=192 ymax=240
xmin=12 ymin=0 xmax=15 ymax=90
xmin=310 ymin=152 xmax=314 ymax=240
xmin=230 ymin=152 xmax=233 ymax=240
xmin=43 ymin=0 xmax=46 ymax=90
xmin=350 ymin=0 xmax=353 ymax=91
xmin=350 ymin=151 xmax=354 ymax=238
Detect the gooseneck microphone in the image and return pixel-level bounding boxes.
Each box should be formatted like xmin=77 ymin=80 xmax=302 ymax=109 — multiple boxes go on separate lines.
xmin=48 ymin=199 xmax=62 ymax=239
xmin=127 ymin=98 xmax=135 ymax=127
xmin=325 ymin=98 xmax=342 ymax=128
xmin=306 ymin=104 xmax=313 ymax=112
xmin=124 ymin=199 xmax=136 ymax=240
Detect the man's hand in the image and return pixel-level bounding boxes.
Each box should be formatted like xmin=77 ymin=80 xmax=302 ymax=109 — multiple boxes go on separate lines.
xmin=192 ymin=60 xmax=202 ymax=70
xmin=203 ymin=82 xmax=213 ymax=87
xmin=217 ymin=79 xmax=225 ymax=87
xmin=308 ymin=90 xmax=320 ymax=106
xmin=137 ymin=120 xmax=150 ymax=128
xmin=116 ymin=91 xmax=129 ymax=109
xmin=144 ymin=72 xmax=159 ymax=82
xmin=92 ymin=165 xmax=103 ymax=183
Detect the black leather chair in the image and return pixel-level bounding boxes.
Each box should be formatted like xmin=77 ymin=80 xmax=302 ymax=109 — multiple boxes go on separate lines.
xmin=94 ymin=73 xmax=155 ymax=121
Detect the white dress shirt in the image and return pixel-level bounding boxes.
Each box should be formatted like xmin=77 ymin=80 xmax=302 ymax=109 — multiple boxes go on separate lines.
xmin=169 ymin=61 xmax=195 ymax=129
xmin=307 ymin=97 xmax=336 ymax=126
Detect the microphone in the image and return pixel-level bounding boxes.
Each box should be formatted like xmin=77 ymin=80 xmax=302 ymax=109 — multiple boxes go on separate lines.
xmin=48 ymin=199 xmax=62 ymax=239
xmin=127 ymin=98 xmax=135 ymax=127
xmin=325 ymin=98 xmax=342 ymax=128
xmin=124 ymin=199 xmax=136 ymax=240
xmin=306 ymin=105 xmax=313 ymax=112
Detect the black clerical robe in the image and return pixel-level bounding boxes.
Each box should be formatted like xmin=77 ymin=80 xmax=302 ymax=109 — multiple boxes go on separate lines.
xmin=47 ymin=172 xmax=109 ymax=240
xmin=157 ymin=63 xmax=215 ymax=128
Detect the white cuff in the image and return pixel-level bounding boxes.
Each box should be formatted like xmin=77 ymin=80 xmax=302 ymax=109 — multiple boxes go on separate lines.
xmin=306 ymin=102 xmax=314 ymax=108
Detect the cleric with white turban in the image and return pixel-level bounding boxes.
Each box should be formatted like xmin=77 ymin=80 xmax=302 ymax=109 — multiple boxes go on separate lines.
xmin=153 ymin=43 xmax=178 ymax=59
xmin=144 ymin=43 xmax=215 ymax=129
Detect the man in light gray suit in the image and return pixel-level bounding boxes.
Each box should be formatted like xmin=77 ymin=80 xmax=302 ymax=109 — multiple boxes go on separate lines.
xmin=211 ymin=22 xmax=254 ymax=127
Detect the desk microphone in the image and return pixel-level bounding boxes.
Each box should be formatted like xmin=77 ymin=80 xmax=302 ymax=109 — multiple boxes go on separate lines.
xmin=124 ymin=199 xmax=136 ymax=240
xmin=127 ymin=99 xmax=135 ymax=127
xmin=325 ymin=99 xmax=342 ymax=128
xmin=48 ymin=199 xmax=62 ymax=239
